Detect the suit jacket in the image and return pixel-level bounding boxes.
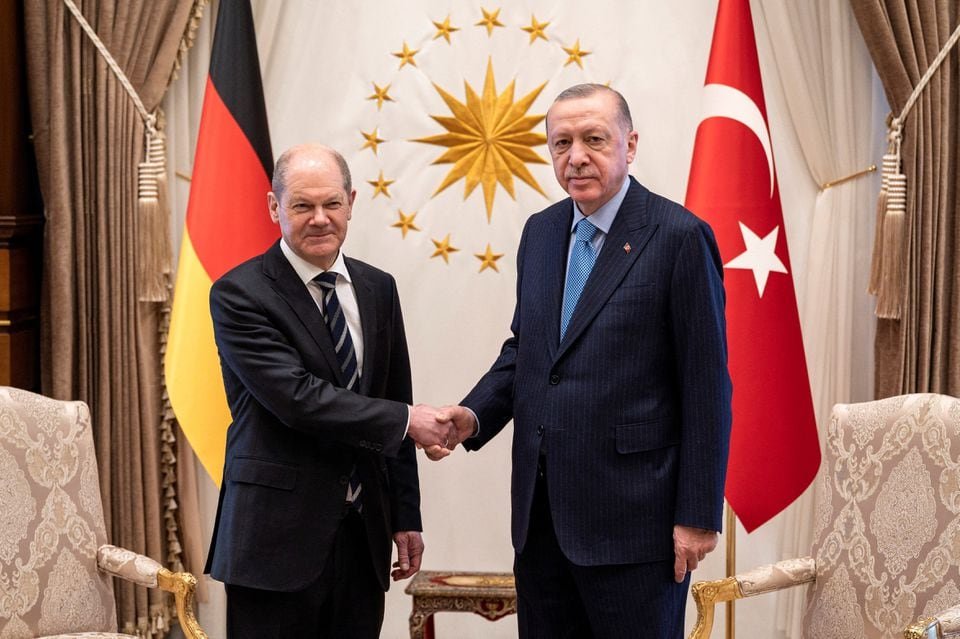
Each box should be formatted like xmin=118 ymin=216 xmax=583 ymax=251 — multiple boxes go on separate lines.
xmin=463 ymin=177 xmax=732 ymax=566
xmin=204 ymin=241 xmax=421 ymax=592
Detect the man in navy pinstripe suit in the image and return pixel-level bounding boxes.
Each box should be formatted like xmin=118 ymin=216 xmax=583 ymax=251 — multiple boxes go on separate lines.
xmin=430 ymin=85 xmax=733 ymax=637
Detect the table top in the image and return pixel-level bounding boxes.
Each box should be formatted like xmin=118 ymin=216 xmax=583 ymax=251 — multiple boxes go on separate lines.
xmin=405 ymin=571 xmax=517 ymax=598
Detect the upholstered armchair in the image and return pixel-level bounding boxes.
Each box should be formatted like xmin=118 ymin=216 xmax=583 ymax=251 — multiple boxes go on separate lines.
xmin=689 ymin=394 xmax=960 ymax=639
xmin=0 ymin=386 xmax=206 ymax=639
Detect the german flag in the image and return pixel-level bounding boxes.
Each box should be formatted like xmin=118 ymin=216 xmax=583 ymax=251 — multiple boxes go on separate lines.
xmin=166 ymin=0 xmax=276 ymax=484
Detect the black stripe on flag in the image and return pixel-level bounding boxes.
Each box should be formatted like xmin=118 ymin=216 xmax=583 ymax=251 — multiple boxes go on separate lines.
xmin=209 ymin=0 xmax=273 ymax=180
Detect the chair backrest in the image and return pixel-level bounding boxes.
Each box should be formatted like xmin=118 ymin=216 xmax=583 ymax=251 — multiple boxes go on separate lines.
xmin=803 ymin=393 xmax=960 ymax=637
xmin=0 ymin=386 xmax=118 ymax=637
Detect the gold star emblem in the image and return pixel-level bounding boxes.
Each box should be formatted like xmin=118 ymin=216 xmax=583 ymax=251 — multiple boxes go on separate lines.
xmin=391 ymin=210 xmax=420 ymax=238
xmin=413 ymin=58 xmax=548 ymax=221
xmin=360 ymin=128 xmax=386 ymax=155
xmin=367 ymin=83 xmax=394 ymax=110
xmin=431 ymin=234 xmax=460 ymax=263
xmin=521 ymin=15 xmax=550 ymax=44
xmin=475 ymin=7 xmax=505 ymax=37
xmin=474 ymin=244 xmax=504 ymax=273
xmin=367 ymin=171 xmax=395 ymax=199
xmin=432 ymin=15 xmax=460 ymax=43
xmin=392 ymin=41 xmax=420 ymax=69
xmin=563 ymin=39 xmax=591 ymax=68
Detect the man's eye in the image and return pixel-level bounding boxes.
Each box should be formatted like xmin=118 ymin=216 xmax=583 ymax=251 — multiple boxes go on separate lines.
xmin=553 ymin=140 xmax=570 ymax=149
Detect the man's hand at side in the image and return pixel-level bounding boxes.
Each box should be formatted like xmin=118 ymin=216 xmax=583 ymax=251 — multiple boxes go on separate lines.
xmin=673 ymin=525 xmax=719 ymax=583
xmin=391 ymin=531 xmax=424 ymax=581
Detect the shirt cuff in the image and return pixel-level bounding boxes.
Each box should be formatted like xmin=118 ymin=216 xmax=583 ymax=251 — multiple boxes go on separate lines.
xmin=462 ymin=406 xmax=480 ymax=437
xmin=403 ymin=405 xmax=411 ymax=439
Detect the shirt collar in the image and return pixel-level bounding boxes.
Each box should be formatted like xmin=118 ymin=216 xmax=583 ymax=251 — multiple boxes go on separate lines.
xmin=570 ymin=176 xmax=631 ymax=235
xmin=279 ymin=239 xmax=352 ymax=285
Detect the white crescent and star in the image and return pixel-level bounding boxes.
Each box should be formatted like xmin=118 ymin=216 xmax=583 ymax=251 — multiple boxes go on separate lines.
xmin=697 ymin=83 xmax=787 ymax=298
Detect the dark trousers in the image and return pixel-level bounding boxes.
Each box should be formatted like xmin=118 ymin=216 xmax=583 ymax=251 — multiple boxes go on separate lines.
xmin=225 ymin=510 xmax=384 ymax=639
xmin=514 ymin=471 xmax=690 ymax=639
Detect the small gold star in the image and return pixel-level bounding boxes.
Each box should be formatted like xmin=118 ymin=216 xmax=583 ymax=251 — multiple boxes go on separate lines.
xmin=391 ymin=210 xmax=420 ymax=238
xmin=360 ymin=128 xmax=386 ymax=154
xmin=431 ymin=234 xmax=460 ymax=263
xmin=521 ymin=15 xmax=549 ymax=44
xmin=475 ymin=7 xmax=505 ymax=37
xmin=367 ymin=171 xmax=395 ymax=199
xmin=432 ymin=15 xmax=460 ymax=43
xmin=474 ymin=244 xmax=505 ymax=273
xmin=392 ymin=41 xmax=420 ymax=69
xmin=367 ymin=83 xmax=394 ymax=110
xmin=563 ymin=39 xmax=591 ymax=68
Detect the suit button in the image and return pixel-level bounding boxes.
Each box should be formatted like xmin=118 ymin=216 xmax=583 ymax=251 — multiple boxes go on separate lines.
xmin=549 ymin=374 xmax=560 ymax=385
xmin=537 ymin=425 xmax=544 ymax=436
xmin=339 ymin=475 xmax=349 ymax=485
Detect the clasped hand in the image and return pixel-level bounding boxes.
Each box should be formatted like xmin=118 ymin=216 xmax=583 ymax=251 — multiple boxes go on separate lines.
xmin=406 ymin=404 xmax=476 ymax=460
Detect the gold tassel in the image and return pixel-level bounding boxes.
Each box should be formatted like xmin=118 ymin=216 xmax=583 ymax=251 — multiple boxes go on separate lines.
xmin=869 ymin=122 xmax=906 ymax=319
xmin=138 ymin=111 xmax=172 ymax=302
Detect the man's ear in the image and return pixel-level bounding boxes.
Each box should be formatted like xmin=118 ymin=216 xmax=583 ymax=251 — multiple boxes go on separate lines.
xmin=625 ymin=130 xmax=639 ymax=164
xmin=347 ymin=189 xmax=357 ymax=220
xmin=268 ymin=192 xmax=280 ymax=223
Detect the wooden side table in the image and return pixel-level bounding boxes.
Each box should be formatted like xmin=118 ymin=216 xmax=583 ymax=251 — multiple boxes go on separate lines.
xmin=405 ymin=571 xmax=517 ymax=638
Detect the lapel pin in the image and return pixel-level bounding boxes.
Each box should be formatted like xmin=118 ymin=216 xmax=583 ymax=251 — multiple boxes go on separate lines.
xmin=623 ymin=242 xmax=631 ymax=254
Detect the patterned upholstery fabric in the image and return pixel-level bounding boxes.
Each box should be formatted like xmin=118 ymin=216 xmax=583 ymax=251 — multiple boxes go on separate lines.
xmin=38 ymin=634 xmax=135 ymax=638
xmin=0 ymin=387 xmax=120 ymax=637
xmin=803 ymin=394 xmax=960 ymax=637
xmin=96 ymin=546 xmax=160 ymax=589
xmin=737 ymin=557 xmax=817 ymax=597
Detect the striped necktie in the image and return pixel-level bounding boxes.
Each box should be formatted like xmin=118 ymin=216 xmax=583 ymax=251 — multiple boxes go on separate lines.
xmin=560 ymin=219 xmax=599 ymax=340
xmin=314 ymin=271 xmax=362 ymax=507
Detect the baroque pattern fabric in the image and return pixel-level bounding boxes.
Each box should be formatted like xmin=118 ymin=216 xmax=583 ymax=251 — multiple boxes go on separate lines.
xmin=803 ymin=394 xmax=960 ymax=638
xmin=0 ymin=387 xmax=119 ymax=637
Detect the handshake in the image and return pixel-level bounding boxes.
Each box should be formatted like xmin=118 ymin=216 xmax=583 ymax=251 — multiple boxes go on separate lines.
xmin=407 ymin=404 xmax=477 ymax=461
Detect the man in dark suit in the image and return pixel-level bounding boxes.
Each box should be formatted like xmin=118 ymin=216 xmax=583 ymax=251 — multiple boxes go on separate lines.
xmin=205 ymin=144 xmax=455 ymax=638
xmin=432 ymin=85 xmax=733 ymax=637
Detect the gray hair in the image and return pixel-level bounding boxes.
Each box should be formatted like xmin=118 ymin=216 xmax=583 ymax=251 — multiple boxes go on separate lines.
xmin=551 ymin=84 xmax=633 ymax=133
xmin=272 ymin=144 xmax=353 ymax=199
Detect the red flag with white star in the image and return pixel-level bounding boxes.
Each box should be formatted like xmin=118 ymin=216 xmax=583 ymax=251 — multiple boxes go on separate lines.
xmin=684 ymin=0 xmax=819 ymax=532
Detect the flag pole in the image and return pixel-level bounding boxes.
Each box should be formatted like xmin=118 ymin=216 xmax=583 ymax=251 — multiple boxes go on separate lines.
xmin=725 ymin=502 xmax=736 ymax=639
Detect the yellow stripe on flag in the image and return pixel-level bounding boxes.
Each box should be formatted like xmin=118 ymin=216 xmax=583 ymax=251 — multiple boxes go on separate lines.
xmin=166 ymin=228 xmax=230 ymax=485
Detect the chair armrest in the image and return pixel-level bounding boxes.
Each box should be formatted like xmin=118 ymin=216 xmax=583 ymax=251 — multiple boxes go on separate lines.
xmin=97 ymin=544 xmax=208 ymax=639
xmin=688 ymin=557 xmax=816 ymax=639
xmin=905 ymin=605 xmax=960 ymax=639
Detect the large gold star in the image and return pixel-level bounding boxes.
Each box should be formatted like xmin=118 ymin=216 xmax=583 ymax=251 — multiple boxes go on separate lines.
xmin=474 ymin=244 xmax=504 ymax=273
xmin=392 ymin=41 xmax=420 ymax=69
xmin=475 ymin=7 xmax=505 ymax=36
xmin=360 ymin=128 xmax=385 ymax=154
xmin=391 ymin=210 xmax=420 ymax=238
xmin=413 ymin=58 xmax=549 ymax=221
xmin=563 ymin=39 xmax=591 ymax=68
xmin=432 ymin=15 xmax=460 ymax=43
xmin=521 ymin=15 xmax=550 ymax=44
xmin=367 ymin=83 xmax=394 ymax=110
xmin=367 ymin=171 xmax=395 ymax=199
xmin=431 ymin=234 xmax=460 ymax=263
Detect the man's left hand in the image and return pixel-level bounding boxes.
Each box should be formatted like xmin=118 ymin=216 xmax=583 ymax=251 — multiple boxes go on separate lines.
xmin=391 ymin=531 xmax=424 ymax=581
xmin=673 ymin=525 xmax=718 ymax=583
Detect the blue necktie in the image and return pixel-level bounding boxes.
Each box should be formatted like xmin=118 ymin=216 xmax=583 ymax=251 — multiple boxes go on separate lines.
xmin=560 ymin=219 xmax=599 ymax=340
xmin=315 ymin=272 xmax=362 ymax=507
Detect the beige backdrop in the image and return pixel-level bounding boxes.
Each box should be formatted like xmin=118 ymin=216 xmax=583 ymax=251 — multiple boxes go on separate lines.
xmin=163 ymin=1 xmax=887 ymax=636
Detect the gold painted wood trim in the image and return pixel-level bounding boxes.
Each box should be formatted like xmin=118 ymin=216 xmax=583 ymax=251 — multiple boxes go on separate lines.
xmin=904 ymin=617 xmax=940 ymax=639
xmin=688 ymin=577 xmax=743 ymax=639
xmin=157 ymin=567 xmax=208 ymax=639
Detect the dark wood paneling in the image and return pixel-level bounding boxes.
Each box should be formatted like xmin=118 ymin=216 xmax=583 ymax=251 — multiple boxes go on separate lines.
xmin=0 ymin=0 xmax=43 ymax=390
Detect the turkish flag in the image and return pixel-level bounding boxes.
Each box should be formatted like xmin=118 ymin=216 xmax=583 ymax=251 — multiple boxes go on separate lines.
xmin=685 ymin=0 xmax=820 ymax=532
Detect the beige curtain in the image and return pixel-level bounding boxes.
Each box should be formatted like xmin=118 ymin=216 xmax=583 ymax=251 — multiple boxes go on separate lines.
xmin=23 ymin=0 xmax=206 ymax=635
xmin=850 ymin=1 xmax=960 ymax=398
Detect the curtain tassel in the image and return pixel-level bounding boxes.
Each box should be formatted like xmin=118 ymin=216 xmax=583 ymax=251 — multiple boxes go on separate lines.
xmin=868 ymin=121 xmax=905 ymax=319
xmin=137 ymin=110 xmax=172 ymax=302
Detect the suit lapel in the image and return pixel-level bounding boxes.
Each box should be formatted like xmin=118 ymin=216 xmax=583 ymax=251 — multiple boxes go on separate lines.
xmin=544 ymin=203 xmax=574 ymax=361
xmin=262 ymin=242 xmax=344 ymax=386
xmin=555 ymin=180 xmax=658 ymax=362
xmin=346 ymin=259 xmax=377 ymax=396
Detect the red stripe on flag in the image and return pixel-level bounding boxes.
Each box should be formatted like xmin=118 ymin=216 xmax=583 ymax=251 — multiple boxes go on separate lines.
xmin=187 ymin=77 xmax=278 ymax=281
xmin=686 ymin=0 xmax=819 ymax=532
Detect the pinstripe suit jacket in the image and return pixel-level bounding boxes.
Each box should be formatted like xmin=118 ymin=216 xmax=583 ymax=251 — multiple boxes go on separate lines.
xmin=463 ymin=177 xmax=732 ymax=566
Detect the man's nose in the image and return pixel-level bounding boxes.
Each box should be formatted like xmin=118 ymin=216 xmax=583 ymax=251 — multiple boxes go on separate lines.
xmin=569 ymin=140 xmax=589 ymax=165
xmin=309 ymin=208 xmax=329 ymax=225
